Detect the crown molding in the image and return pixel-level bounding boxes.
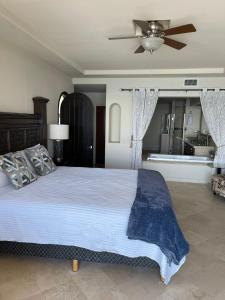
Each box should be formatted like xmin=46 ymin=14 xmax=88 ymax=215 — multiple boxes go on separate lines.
xmin=83 ymin=68 xmax=224 ymax=76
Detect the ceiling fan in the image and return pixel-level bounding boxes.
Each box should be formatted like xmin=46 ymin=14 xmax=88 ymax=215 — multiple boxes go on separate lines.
xmin=108 ymin=20 xmax=196 ymax=54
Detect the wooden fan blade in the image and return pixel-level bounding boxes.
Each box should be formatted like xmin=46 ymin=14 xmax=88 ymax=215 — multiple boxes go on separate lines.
xmin=134 ymin=45 xmax=145 ymax=53
xmin=163 ymin=37 xmax=187 ymax=49
xmin=108 ymin=36 xmax=139 ymax=40
xmin=164 ymin=24 xmax=196 ymax=36
xmin=133 ymin=20 xmax=150 ymax=34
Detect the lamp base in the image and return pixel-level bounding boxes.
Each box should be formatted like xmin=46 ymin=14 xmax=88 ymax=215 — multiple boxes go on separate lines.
xmin=53 ymin=140 xmax=64 ymax=164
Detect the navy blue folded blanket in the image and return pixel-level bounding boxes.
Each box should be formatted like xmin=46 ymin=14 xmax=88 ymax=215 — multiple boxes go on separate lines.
xmin=127 ymin=169 xmax=189 ymax=265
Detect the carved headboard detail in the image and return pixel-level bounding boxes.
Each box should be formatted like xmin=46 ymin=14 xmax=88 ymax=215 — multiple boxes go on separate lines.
xmin=0 ymin=97 xmax=49 ymax=155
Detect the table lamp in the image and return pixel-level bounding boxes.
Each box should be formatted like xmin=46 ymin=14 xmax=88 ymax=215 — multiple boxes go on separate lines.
xmin=48 ymin=124 xmax=69 ymax=164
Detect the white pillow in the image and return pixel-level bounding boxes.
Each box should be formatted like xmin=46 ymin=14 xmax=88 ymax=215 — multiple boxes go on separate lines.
xmin=0 ymin=170 xmax=10 ymax=188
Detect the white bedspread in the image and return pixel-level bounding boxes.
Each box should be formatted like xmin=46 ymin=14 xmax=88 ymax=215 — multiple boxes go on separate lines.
xmin=0 ymin=167 xmax=185 ymax=283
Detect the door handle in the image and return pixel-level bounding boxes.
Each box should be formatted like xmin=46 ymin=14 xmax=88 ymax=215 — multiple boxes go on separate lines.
xmin=88 ymin=145 xmax=93 ymax=149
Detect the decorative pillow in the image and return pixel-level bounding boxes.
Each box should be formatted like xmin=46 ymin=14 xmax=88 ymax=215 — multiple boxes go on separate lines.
xmin=24 ymin=144 xmax=56 ymax=176
xmin=0 ymin=151 xmax=37 ymax=189
xmin=21 ymin=150 xmax=37 ymax=175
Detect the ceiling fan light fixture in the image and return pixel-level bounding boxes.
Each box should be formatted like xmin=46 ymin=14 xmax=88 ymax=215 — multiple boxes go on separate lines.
xmin=140 ymin=37 xmax=164 ymax=53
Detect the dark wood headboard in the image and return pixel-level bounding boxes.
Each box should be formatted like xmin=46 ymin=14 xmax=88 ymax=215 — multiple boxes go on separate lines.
xmin=0 ymin=97 xmax=49 ymax=155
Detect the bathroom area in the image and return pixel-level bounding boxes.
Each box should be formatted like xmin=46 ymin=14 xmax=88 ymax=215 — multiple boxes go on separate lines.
xmin=143 ymin=97 xmax=216 ymax=183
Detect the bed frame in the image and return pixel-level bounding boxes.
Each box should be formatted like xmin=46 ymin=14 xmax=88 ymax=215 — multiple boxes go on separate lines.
xmin=0 ymin=97 xmax=158 ymax=275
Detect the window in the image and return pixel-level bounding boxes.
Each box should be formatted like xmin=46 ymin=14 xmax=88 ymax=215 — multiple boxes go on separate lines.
xmin=143 ymin=98 xmax=215 ymax=158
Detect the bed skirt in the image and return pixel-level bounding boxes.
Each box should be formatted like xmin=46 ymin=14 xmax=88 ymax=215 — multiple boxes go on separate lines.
xmin=0 ymin=241 xmax=158 ymax=269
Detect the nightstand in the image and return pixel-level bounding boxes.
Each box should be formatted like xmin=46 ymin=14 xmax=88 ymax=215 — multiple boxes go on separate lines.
xmin=54 ymin=160 xmax=77 ymax=167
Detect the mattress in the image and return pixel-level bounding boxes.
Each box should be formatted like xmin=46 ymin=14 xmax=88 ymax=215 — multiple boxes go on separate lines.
xmin=0 ymin=167 xmax=185 ymax=283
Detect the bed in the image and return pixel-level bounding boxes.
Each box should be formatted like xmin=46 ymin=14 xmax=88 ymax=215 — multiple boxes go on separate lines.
xmin=0 ymin=97 xmax=188 ymax=284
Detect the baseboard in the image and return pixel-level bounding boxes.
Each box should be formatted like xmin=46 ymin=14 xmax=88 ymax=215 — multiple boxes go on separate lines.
xmin=165 ymin=177 xmax=210 ymax=184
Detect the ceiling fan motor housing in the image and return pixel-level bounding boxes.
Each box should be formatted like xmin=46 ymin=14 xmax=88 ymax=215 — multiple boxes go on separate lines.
xmin=134 ymin=20 xmax=170 ymax=37
xmin=148 ymin=21 xmax=163 ymax=34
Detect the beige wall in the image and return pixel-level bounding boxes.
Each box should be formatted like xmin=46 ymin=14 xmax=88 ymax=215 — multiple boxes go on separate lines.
xmin=0 ymin=40 xmax=73 ymax=125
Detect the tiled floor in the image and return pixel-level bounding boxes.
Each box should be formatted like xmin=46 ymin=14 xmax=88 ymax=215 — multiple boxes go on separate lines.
xmin=1 ymin=182 xmax=225 ymax=300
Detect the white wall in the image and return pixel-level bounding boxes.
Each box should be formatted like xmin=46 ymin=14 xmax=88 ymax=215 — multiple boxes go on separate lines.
xmin=0 ymin=39 xmax=73 ymax=151
xmin=73 ymin=76 xmax=225 ymax=169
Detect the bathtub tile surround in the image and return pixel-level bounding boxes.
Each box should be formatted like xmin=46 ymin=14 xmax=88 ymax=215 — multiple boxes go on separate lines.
xmin=144 ymin=154 xmax=215 ymax=183
xmin=194 ymin=146 xmax=215 ymax=157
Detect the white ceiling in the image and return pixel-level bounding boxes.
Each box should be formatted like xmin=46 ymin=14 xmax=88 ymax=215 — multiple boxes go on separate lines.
xmin=0 ymin=0 xmax=225 ymax=76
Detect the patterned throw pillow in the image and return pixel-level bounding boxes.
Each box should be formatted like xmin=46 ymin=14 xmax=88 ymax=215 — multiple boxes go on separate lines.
xmin=24 ymin=144 xmax=56 ymax=176
xmin=0 ymin=151 xmax=37 ymax=189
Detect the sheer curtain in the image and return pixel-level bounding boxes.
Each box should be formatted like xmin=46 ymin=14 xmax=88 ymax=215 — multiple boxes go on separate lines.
xmin=131 ymin=88 xmax=158 ymax=169
xmin=200 ymin=89 xmax=225 ymax=168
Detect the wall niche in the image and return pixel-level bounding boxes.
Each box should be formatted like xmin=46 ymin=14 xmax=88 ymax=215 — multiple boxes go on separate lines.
xmin=109 ymin=103 xmax=121 ymax=143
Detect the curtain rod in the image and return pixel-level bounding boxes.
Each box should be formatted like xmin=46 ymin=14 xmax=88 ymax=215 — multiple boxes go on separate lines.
xmin=121 ymin=88 xmax=225 ymax=92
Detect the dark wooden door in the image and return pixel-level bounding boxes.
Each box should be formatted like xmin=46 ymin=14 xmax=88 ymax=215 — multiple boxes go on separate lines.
xmin=95 ymin=106 xmax=105 ymax=167
xmin=61 ymin=92 xmax=94 ymax=167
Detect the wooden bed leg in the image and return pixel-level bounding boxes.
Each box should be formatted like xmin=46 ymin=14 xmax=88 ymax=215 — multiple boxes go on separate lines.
xmin=72 ymin=259 xmax=79 ymax=272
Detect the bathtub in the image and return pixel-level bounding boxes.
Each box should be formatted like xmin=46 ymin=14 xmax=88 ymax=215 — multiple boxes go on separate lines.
xmin=143 ymin=154 xmax=215 ymax=184
xmin=147 ymin=154 xmax=213 ymax=164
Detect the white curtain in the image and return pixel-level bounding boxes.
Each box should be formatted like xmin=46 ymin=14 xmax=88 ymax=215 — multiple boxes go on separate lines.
xmin=200 ymin=89 xmax=225 ymax=168
xmin=131 ymin=88 xmax=158 ymax=169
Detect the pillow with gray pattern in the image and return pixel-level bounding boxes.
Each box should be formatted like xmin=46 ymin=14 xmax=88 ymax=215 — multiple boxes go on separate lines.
xmin=0 ymin=151 xmax=37 ymax=189
xmin=24 ymin=144 xmax=56 ymax=176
